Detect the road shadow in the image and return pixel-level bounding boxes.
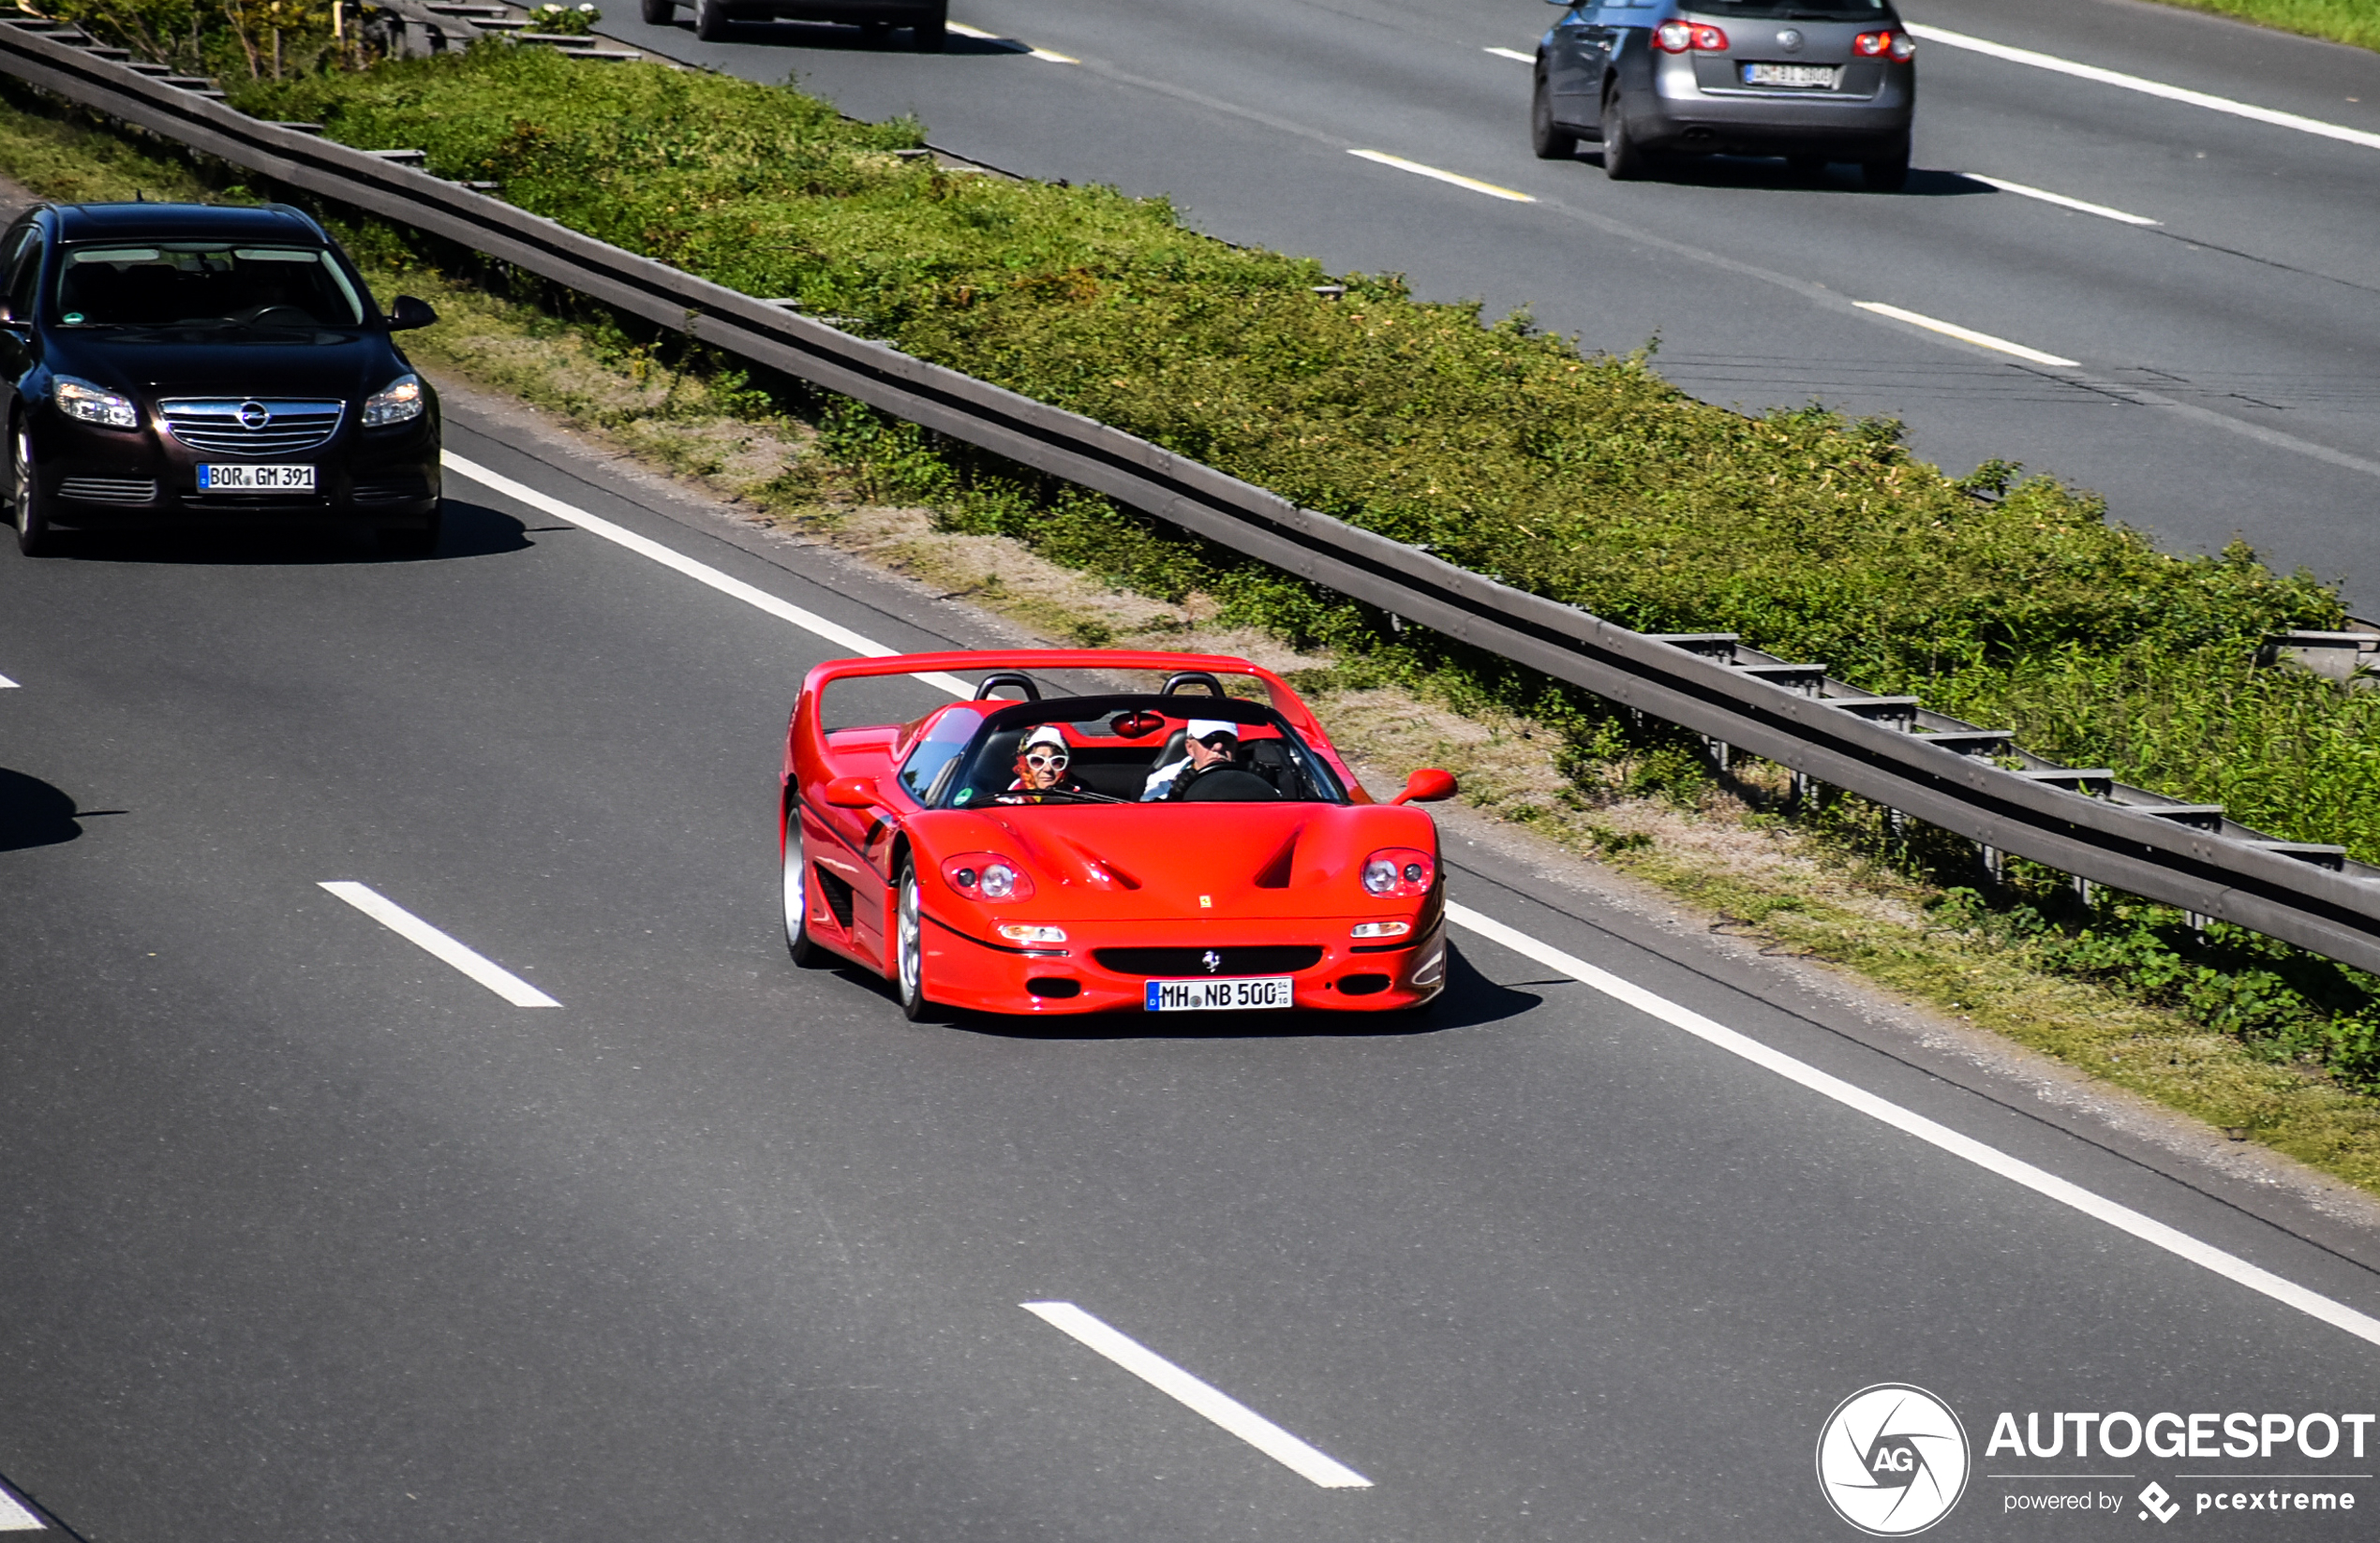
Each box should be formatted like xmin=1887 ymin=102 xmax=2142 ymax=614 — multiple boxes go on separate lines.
xmin=37 ymin=497 xmax=531 ymax=566
xmin=649 ymin=16 xmax=1028 ymax=56
xmin=0 ymin=768 xmax=116 ymax=852
xmin=1584 ymin=152 xmax=1981 ymax=197
xmin=932 ymin=943 xmax=1542 ymax=1042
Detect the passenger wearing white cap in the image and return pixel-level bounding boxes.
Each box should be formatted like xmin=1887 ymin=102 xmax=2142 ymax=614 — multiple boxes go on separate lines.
xmin=1008 ymin=723 xmax=1083 ymax=794
xmin=1139 ymin=719 xmax=1240 ymax=801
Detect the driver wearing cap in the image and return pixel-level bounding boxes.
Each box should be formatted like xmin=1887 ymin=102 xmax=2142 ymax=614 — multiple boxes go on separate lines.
xmin=1139 ymin=719 xmax=1240 ymax=801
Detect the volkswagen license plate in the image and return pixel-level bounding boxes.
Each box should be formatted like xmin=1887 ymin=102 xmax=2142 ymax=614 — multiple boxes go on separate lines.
xmin=198 ymin=464 xmax=315 ymax=492
xmin=1742 ymin=62 xmax=1837 ymax=88
xmin=1145 ymin=975 xmax=1295 ymax=1012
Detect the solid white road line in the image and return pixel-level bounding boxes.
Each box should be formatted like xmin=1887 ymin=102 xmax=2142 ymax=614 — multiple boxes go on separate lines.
xmin=1852 ymin=301 xmax=2080 ymax=367
xmin=945 ymin=21 xmax=1078 ymax=63
xmin=1347 ymin=149 xmax=1536 ymax=202
xmin=1483 ymin=46 xmax=1534 ymax=64
xmin=0 ymin=673 xmax=17 ymax=689
xmin=1907 ymin=22 xmax=2380 ymax=153
xmin=1960 ymin=172 xmax=2161 ymax=227
xmin=1020 ymin=1301 xmax=1373 ymax=1489
xmin=440 ymin=453 xmax=973 ymax=698
xmin=445 ymin=445 xmax=2380 ymax=1350
xmin=1444 ymin=900 xmax=2380 ymax=1350
xmin=0 ymin=1483 xmax=41 ymax=1531
xmin=319 ymin=881 xmax=562 ymax=1008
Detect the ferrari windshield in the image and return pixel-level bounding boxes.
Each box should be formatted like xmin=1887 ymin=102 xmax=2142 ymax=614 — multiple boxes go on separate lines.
xmin=54 ymin=243 xmax=366 ymax=329
xmin=920 ymin=694 xmax=1347 ymax=808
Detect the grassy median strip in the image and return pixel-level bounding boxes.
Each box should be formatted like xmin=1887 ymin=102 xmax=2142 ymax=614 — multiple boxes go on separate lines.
xmin=9 ymin=81 xmax=2380 ymax=1197
xmin=2141 ymin=0 xmax=2380 ymax=53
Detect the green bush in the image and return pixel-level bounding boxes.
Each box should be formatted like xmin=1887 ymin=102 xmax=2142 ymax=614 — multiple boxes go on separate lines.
xmin=231 ymin=48 xmax=2361 ymax=857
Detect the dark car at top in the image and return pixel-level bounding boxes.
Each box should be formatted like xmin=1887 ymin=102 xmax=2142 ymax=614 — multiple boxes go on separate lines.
xmin=2 ymin=200 xmax=443 ymax=556
xmin=1532 ymin=0 xmax=1917 ymax=186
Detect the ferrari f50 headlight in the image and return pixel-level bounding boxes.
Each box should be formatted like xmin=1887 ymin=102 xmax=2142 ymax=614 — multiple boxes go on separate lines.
xmin=363 ymin=373 xmax=425 ymax=427
xmin=1361 ymin=847 xmax=1435 ymax=898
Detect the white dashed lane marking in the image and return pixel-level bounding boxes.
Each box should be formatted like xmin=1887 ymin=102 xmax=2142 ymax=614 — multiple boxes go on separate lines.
xmin=320 ymin=881 xmax=561 ymax=1007
xmin=1021 ymin=1301 xmax=1373 ymax=1489
xmin=1482 ymin=46 xmax=1534 ymax=63
xmin=451 ymin=449 xmax=2380 ymax=1353
xmin=1852 ymin=301 xmax=2081 ymax=367
xmin=0 ymin=672 xmax=18 ymax=688
xmin=946 ymin=21 xmax=1078 ymax=63
xmin=1959 ymin=172 xmax=2160 ymax=227
xmin=1907 ymin=22 xmax=2380 ymax=153
xmin=0 ymin=1477 xmax=46 ymax=1531
xmin=1346 ymin=149 xmax=1536 ymax=202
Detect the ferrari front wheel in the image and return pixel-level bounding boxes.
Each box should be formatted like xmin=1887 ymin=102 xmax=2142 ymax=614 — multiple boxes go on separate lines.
xmin=781 ymin=815 xmax=822 ymax=967
xmin=895 ymin=857 xmax=930 ymax=1020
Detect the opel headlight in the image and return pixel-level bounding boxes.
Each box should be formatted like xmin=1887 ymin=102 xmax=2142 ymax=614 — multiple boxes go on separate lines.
xmin=363 ymin=373 xmax=424 ymax=427
xmin=55 ymin=377 xmax=138 ymax=429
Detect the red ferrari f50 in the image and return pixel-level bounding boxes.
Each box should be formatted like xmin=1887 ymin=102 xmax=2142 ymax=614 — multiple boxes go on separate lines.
xmin=781 ymin=650 xmax=1459 ymax=1018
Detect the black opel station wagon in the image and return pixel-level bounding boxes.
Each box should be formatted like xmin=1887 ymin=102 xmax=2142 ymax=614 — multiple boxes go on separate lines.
xmin=1 ymin=201 xmax=443 ymax=556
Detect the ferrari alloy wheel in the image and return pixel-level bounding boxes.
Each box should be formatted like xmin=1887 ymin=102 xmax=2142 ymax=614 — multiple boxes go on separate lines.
xmin=1601 ymin=90 xmax=1645 ymax=182
xmin=782 ymin=816 xmax=821 ymax=967
xmin=1530 ymin=71 xmax=1576 ymax=160
xmin=13 ymin=429 xmax=54 ymax=556
xmin=895 ymin=857 xmax=929 ymax=1020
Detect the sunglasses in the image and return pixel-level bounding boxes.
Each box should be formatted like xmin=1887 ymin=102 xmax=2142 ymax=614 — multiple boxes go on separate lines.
xmin=1024 ymin=749 xmax=1070 ymax=767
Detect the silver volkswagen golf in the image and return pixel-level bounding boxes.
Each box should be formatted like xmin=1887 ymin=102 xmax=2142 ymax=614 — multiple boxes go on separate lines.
xmin=1532 ymin=0 xmax=1916 ymax=187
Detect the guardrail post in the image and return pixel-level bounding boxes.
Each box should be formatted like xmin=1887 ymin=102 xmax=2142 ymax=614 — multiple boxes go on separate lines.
xmin=1976 ymin=842 xmax=2004 ymax=886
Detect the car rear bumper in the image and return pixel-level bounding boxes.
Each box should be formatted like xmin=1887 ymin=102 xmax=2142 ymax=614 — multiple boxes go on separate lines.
xmin=1636 ymin=52 xmax=1911 ymax=153
xmin=921 ymin=912 xmax=1450 ymax=1016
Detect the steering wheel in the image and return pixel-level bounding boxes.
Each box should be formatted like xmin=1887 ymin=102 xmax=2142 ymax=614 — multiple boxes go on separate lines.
xmin=230 ymin=304 xmax=317 ymax=326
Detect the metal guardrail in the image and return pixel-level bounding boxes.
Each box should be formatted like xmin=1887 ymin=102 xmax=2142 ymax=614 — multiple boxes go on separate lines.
xmin=6 ymin=19 xmax=2378 ymax=971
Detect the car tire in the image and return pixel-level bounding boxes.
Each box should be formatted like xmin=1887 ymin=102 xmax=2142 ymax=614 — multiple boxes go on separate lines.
xmin=895 ymin=856 xmax=930 ymax=1019
xmin=692 ymin=0 xmax=730 ymax=41
xmin=911 ymin=7 xmax=946 ymax=52
xmin=782 ymin=815 xmax=824 ymax=967
xmin=1863 ymin=135 xmax=1911 ymax=192
xmin=1600 ymin=90 xmax=1646 ymax=181
xmin=641 ymin=0 xmax=675 ymax=21
xmin=378 ymin=505 xmax=442 ymax=558
xmin=11 ymin=429 xmax=55 ymax=557
xmin=1530 ymin=71 xmax=1577 ymax=160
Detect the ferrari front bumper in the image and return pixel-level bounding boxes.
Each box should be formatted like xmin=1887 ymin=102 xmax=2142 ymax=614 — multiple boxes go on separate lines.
xmin=920 ymin=912 xmax=1449 ymax=1016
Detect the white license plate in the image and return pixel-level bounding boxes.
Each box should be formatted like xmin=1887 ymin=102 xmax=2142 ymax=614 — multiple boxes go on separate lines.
xmin=198 ymin=463 xmax=316 ymax=492
xmin=1145 ymin=975 xmax=1295 ymax=1012
xmin=1742 ymin=62 xmax=1838 ymax=88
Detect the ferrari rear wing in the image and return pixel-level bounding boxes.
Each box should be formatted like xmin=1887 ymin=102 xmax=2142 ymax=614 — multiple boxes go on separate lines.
xmin=785 ymin=649 xmax=1364 ymax=798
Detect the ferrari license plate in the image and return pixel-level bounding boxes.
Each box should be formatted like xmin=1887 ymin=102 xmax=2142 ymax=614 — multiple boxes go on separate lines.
xmin=1145 ymin=975 xmax=1295 ymax=1012
xmin=1742 ymin=62 xmax=1837 ymax=88
xmin=197 ymin=463 xmax=315 ymax=492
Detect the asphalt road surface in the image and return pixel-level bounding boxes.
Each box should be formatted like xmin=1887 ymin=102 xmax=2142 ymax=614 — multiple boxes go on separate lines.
xmin=7 ymin=392 xmax=2380 ymax=1538
xmin=593 ymin=0 xmax=2380 ymax=609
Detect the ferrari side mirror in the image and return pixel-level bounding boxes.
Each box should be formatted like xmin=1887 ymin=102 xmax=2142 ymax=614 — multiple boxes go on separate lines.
xmin=1393 ymin=768 xmax=1458 ymax=805
xmin=824 ymin=775 xmax=880 ymax=809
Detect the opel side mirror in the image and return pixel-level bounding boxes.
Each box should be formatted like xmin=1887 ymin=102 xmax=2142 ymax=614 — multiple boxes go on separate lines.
xmin=386 ymin=294 xmax=439 ymax=331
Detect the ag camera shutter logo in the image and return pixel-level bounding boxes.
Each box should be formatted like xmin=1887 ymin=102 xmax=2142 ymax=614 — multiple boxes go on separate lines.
xmin=1817 ymin=1384 xmax=1971 ymax=1536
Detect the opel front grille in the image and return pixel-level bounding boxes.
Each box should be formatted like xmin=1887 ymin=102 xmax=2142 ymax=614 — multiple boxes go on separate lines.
xmin=159 ymin=398 xmax=344 ymax=456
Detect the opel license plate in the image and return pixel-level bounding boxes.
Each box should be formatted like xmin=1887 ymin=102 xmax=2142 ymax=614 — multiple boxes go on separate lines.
xmin=1145 ymin=975 xmax=1294 ymax=1012
xmin=198 ymin=463 xmax=315 ymax=492
xmin=1742 ymin=62 xmax=1837 ymax=88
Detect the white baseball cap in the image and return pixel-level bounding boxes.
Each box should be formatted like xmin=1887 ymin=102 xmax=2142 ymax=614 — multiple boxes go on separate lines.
xmin=1187 ymin=719 xmax=1239 ymax=743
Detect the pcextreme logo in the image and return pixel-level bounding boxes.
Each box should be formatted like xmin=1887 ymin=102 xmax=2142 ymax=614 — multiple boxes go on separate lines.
xmin=1817 ymin=1384 xmax=1973 ymax=1536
